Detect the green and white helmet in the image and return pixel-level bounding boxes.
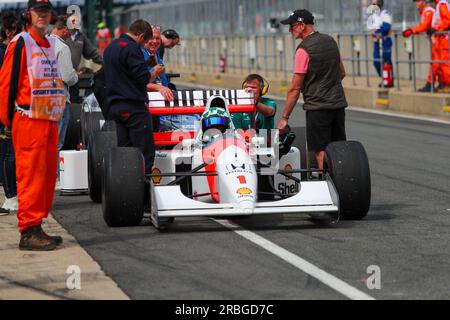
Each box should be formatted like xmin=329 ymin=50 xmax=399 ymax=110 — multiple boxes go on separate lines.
xmin=202 ymin=107 xmax=231 ymax=133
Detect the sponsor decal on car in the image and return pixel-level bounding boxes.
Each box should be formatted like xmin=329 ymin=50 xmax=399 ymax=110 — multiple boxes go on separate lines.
xmin=225 ymin=163 xmax=253 ymax=175
xmin=278 ymin=164 xmax=299 ymax=195
xmin=151 ymin=168 xmax=162 ymax=185
xmin=284 ymin=164 xmax=293 ymax=181
xmin=237 ymin=187 xmax=253 ymax=195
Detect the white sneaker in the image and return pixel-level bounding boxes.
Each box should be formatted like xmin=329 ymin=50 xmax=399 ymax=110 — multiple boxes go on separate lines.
xmin=3 ymin=196 xmax=18 ymax=212
xmin=0 ymin=207 xmax=9 ymax=216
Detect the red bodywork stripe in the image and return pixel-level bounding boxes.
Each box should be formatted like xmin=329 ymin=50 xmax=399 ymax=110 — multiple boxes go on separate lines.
xmin=148 ymin=105 xmax=255 ymax=115
xmin=202 ymin=137 xmax=249 ymax=203
xmin=153 ymin=131 xmax=195 ymax=146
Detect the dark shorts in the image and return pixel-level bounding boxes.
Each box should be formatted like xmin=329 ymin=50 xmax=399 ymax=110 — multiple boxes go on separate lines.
xmin=109 ymin=103 xmax=155 ymax=174
xmin=306 ymin=108 xmax=346 ymax=152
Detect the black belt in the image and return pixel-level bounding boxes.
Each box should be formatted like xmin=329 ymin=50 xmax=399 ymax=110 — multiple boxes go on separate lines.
xmin=17 ymin=105 xmax=30 ymax=110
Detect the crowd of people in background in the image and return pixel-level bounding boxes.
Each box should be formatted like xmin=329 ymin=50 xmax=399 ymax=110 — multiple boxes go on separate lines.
xmin=0 ymin=0 xmax=181 ymax=251
xmin=403 ymin=0 xmax=450 ymax=92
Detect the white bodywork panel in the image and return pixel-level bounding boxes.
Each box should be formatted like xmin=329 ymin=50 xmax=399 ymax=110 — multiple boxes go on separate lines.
xmin=274 ymin=147 xmax=301 ymax=195
xmin=216 ymin=144 xmax=257 ymax=213
xmin=59 ymin=150 xmax=88 ymax=191
xmin=152 ymin=179 xmax=339 ymax=218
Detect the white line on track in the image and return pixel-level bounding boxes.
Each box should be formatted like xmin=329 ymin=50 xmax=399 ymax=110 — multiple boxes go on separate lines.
xmin=214 ymin=219 xmax=375 ymax=300
xmin=346 ymin=106 xmax=450 ymax=126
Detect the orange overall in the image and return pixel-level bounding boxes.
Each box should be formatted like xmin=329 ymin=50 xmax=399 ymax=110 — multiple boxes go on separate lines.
xmin=411 ymin=5 xmax=436 ymax=84
xmin=96 ymin=28 xmax=111 ymax=56
xmin=0 ymin=29 xmax=65 ymax=232
xmin=432 ymin=0 xmax=450 ymax=85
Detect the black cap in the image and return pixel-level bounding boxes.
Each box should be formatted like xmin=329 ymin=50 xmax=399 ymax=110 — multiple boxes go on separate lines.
xmin=27 ymin=0 xmax=53 ymax=10
xmin=280 ymin=9 xmax=315 ymax=25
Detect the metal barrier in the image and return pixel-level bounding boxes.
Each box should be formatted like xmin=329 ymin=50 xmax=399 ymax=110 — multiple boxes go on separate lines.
xmin=168 ymin=34 xmax=297 ymax=81
xmin=395 ymin=31 xmax=450 ymax=92
xmin=337 ymin=31 xmax=450 ymax=92
xmin=166 ymin=31 xmax=450 ymax=93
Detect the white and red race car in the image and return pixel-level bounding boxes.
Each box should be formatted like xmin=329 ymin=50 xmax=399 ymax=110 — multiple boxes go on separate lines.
xmin=84 ymin=89 xmax=371 ymax=230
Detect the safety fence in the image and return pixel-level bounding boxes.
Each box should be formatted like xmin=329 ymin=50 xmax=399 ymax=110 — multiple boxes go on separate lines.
xmin=165 ymin=31 xmax=450 ymax=93
xmin=337 ymin=31 xmax=450 ymax=92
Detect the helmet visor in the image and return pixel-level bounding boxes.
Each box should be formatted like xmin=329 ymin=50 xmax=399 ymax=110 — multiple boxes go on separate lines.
xmin=202 ymin=117 xmax=229 ymax=129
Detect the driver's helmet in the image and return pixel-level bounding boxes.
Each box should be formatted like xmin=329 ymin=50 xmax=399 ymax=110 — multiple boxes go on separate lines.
xmin=201 ymin=107 xmax=231 ymax=134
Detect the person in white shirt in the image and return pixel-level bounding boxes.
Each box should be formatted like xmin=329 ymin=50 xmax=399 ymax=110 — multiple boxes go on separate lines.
xmin=370 ymin=0 xmax=394 ymax=87
xmin=49 ymin=15 xmax=79 ymax=151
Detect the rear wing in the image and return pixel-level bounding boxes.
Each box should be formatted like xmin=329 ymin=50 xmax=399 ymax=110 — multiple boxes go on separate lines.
xmin=147 ymin=89 xmax=255 ymax=115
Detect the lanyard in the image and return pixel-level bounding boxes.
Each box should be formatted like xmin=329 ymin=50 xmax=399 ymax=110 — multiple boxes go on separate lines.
xmin=33 ymin=37 xmax=57 ymax=88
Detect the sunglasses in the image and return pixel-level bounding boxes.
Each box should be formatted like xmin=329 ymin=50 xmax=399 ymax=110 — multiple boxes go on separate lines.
xmin=289 ymin=22 xmax=304 ymax=30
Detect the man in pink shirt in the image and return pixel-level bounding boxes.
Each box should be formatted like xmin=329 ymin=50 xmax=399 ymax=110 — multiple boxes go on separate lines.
xmin=277 ymin=9 xmax=348 ymax=171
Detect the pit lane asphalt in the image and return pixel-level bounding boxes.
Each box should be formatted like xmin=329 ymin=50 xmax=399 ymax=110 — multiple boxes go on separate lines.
xmin=52 ymin=95 xmax=450 ymax=300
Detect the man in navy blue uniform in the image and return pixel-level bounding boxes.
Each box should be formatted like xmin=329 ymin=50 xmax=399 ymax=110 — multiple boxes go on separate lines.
xmin=104 ymin=20 xmax=157 ymax=173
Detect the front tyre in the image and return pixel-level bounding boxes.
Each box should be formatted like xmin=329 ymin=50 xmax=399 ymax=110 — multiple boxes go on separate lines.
xmin=325 ymin=141 xmax=371 ymax=220
xmin=88 ymin=131 xmax=117 ymax=203
xmin=102 ymin=147 xmax=145 ymax=227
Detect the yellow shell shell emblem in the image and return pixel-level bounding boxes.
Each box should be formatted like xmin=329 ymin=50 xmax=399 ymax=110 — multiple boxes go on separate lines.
xmin=237 ymin=187 xmax=252 ymax=195
xmin=284 ymin=164 xmax=293 ymax=181
xmin=151 ymin=168 xmax=162 ymax=185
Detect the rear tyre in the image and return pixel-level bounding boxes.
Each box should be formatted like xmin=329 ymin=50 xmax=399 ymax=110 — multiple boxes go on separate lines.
xmin=62 ymin=103 xmax=82 ymax=150
xmin=325 ymin=141 xmax=371 ymax=220
xmin=81 ymin=111 xmax=104 ymax=147
xmin=88 ymin=131 xmax=117 ymax=203
xmin=102 ymin=147 xmax=145 ymax=227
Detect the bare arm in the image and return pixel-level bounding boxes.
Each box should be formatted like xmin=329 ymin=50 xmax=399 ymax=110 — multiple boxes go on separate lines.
xmin=147 ymin=83 xmax=174 ymax=101
xmin=277 ymin=73 xmax=305 ymax=130
xmin=255 ymin=101 xmax=275 ymax=117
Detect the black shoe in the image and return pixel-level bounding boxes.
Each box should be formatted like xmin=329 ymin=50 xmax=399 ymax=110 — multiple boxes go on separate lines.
xmin=418 ymin=83 xmax=432 ymax=92
xmin=19 ymin=225 xmax=60 ymax=251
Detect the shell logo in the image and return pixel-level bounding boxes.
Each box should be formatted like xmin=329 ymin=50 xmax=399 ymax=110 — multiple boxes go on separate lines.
xmin=237 ymin=187 xmax=252 ymax=195
xmin=284 ymin=164 xmax=293 ymax=181
xmin=151 ymin=168 xmax=162 ymax=185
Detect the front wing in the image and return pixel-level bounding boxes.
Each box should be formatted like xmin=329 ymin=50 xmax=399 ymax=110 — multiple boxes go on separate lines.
xmin=151 ymin=176 xmax=340 ymax=221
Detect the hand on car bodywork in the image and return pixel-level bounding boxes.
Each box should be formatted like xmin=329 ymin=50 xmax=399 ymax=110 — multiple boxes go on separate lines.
xmin=158 ymin=85 xmax=174 ymax=101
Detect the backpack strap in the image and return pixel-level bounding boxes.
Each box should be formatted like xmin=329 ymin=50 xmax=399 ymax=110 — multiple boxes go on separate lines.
xmin=8 ymin=36 xmax=24 ymax=126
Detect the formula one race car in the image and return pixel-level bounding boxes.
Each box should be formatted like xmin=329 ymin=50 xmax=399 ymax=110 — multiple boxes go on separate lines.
xmin=85 ymin=89 xmax=371 ymax=230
